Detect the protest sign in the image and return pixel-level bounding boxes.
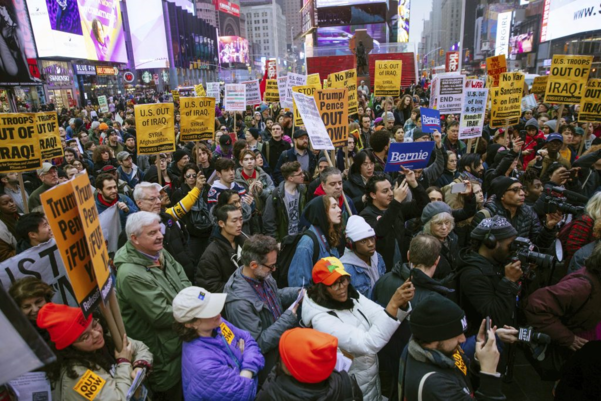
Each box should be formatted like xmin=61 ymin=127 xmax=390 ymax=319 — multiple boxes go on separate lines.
xmin=194 ymin=84 xmax=206 ymax=97
xmin=72 ymin=174 xmax=113 ymax=302
xmin=180 ymin=97 xmax=216 ymax=141
xmin=98 ymin=95 xmax=109 ymax=113
xmin=224 ymin=84 xmax=246 ymax=111
xmin=284 ymin=73 xmax=307 ymax=109
xmin=264 ymin=79 xmax=280 ymax=102
xmin=521 ymin=94 xmax=538 ymax=112
xmin=385 ymin=142 xmax=435 ymax=172
xmin=242 ymin=80 xmax=261 ymax=106
xmin=8 ymin=372 xmax=51 ymax=401
xmin=0 ymin=239 xmax=77 ymax=307
xmin=530 ymin=76 xmax=548 ymax=96
xmin=315 ymin=89 xmax=349 ymax=147
xmin=420 ymin=107 xmax=441 ymax=133
xmin=134 ymin=103 xmax=175 ymax=155
xmin=466 ymin=79 xmax=485 ymax=89
xmin=327 ymin=69 xmax=358 ymax=114
xmin=41 ymin=182 xmax=101 ymax=316
xmin=171 ymin=90 xmax=180 ymax=103
xmin=292 ymin=84 xmax=321 ymax=126
xmin=36 ymin=112 xmax=64 ymax=160
xmin=307 ymin=73 xmax=322 ymax=87
xmin=545 ymin=55 xmax=593 ymax=104
xmin=99 ymin=205 xmax=121 ymax=254
xmin=459 ymin=88 xmax=488 ymax=139
xmin=278 ymin=76 xmax=288 ymax=105
xmin=374 ymin=61 xmax=402 ymax=96
xmin=0 ymin=113 xmax=42 ymax=173
xmin=486 ymin=55 xmax=507 ymax=87
xmin=434 ymin=75 xmax=465 ymax=114
xmin=579 ymin=79 xmax=601 ymax=123
xmin=490 ymin=72 xmax=524 ymax=128
xmin=292 ymin=92 xmax=334 ymax=151
xmin=206 ymin=82 xmax=220 ymax=102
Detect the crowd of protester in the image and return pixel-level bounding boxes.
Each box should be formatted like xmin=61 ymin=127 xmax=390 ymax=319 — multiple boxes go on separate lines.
xmin=2 ymin=86 xmax=601 ymax=401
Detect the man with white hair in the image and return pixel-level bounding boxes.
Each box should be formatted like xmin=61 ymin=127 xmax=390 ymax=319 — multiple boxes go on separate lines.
xmin=115 ymin=211 xmax=191 ymax=400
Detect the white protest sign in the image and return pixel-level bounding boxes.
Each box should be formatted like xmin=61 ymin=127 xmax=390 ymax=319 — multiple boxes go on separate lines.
xmin=459 ymin=88 xmax=488 ymax=139
xmin=284 ymin=73 xmax=307 ymax=109
xmin=207 ymin=82 xmax=220 ymax=102
xmin=278 ymin=76 xmax=288 ymax=105
xmin=242 ymin=80 xmax=261 ymax=106
xmin=466 ymin=79 xmax=485 ymax=88
xmin=292 ymin=92 xmax=334 ymax=151
xmin=224 ymin=84 xmax=246 ymax=111
xmin=99 ymin=205 xmax=122 ymax=254
xmin=437 ymin=74 xmax=465 ymax=114
xmin=98 ymin=95 xmax=109 ymax=113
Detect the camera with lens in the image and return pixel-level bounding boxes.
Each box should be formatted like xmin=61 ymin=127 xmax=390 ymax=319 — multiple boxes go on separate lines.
xmin=542 ymin=188 xmax=585 ymax=216
xmin=510 ymin=237 xmax=555 ymax=276
xmin=517 ymin=327 xmax=551 ymax=345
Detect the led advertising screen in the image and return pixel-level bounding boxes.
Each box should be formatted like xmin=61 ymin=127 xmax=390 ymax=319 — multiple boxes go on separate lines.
xmin=317 ymin=3 xmax=387 ymax=26
xmin=316 ymin=0 xmax=385 ymax=9
xmin=126 ymin=0 xmax=169 ymax=69
xmin=509 ymin=32 xmax=533 ymax=55
xmin=397 ymin=0 xmax=410 ymax=43
xmin=540 ymin=0 xmax=597 ymax=42
xmin=316 ymin=24 xmax=386 ymax=49
xmin=26 ymin=0 xmax=127 ymax=62
xmin=218 ymin=36 xmax=249 ymax=64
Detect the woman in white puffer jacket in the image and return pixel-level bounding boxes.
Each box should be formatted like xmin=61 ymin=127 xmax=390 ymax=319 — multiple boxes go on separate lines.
xmin=302 ymin=257 xmax=414 ymax=401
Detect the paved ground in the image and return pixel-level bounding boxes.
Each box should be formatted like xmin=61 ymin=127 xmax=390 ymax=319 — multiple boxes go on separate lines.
xmin=502 ymin=348 xmax=555 ymax=401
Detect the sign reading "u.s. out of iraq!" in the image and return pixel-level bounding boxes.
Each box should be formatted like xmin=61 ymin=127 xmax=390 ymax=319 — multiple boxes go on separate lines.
xmin=545 ymin=55 xmax=593 ymax=104
xmin=135 ymin=103 xmax=175 ymax=155
xmin=374 ymin=61 xmax=402 ymax=96
xmin=180 ymin=97 xmax=216 ymax=142
xmin=0 ymin=113 xmax=42 ymax=173
xmin=490 ymin=72 xmax=524 ymax=128
xmin=385 ymin=142 xmax=435 ymax=172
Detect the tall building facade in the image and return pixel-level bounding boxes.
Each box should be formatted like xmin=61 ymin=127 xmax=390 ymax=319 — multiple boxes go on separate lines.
xmin=243 ymin=4 xmax=287 ymax=60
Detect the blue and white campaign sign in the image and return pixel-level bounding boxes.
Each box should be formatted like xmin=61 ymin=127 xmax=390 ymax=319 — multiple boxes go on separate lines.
xmin=385 ymin=142 xmax=436 ymax=172
xmin=420 ymin=107 xmax=441 ymax=133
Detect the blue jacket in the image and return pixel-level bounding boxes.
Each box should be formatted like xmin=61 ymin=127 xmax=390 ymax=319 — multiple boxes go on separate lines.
xmin=182 ymin=318 xmax=265 ymax=401
xmin=95 ymin=193 xmax=138 ymax=229
xmin=288 ymin=225 xmax=340 ymax=287
xmin=340 ymin=250 xmax=386 ymax=299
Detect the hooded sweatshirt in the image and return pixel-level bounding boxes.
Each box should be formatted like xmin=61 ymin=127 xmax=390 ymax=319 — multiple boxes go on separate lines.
xmin=340 ymin=249 xmax=386 ymax=299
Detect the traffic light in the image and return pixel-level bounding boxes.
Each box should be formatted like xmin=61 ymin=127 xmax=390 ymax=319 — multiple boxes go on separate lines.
xmin=439 ymin=49 xmax=444 ymax=57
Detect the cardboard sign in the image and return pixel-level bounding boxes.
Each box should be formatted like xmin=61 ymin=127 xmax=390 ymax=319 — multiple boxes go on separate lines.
xmin=435 ymin=75 xmax=465 ymax=114
xmin=530 ymin=76 xmax=548 ymax=95
xmin=307 ymin=73 xmax=322 ymax=87
xmin=72 ymin=174 xmax=112 ymax=303
xmin=206 ymin=83 xmax=220 ymax=102
xmin=0 ymin=113 xmax=42 ymax=173
xmin=315 ymin=89 xmax=349 ymax=147
xmin=545 ymin=55 xmax=593 ymax=104
xmin=292 ymin=92 xmax=334 ymax=151
xmin=459 ymin=88 xmax=488 ymax=139
xmin=194 ymin=84 xmax=206 ymax=97
xmin=242 ymin=80 xmax=261 ymax=106
xmin=486 ymin=55 xmax=507 ymax=87
xmin=73 ymin=370 xmax=106 ymax=401
xmin=385 ymin=142 xmax=435 ymax=172
xmin=264 ymin=79 xmax=279 ymax=102
xmin=284 ymin=73 xmax=306 ymax=109
xmin=37 ymin=112 xmax=64 ymax=160
xmin=97 ymin=96 xmax=109 ymax=113
xmin=224 ymin=84 xmax=246 ymax=112
xmin=490 ymin=72 xmax=524 ymax=128
xmin=420 ymin=107 xmax=441 ymax=133
xmin=41 ymin=181 xmax=101 ymax=316
xmin=134 ymin=103 xmax=175 ymax=155
xmin=292 ymin=84 xmax=321 ymax=126
xmin=374 ymin=61 xmax=402 ymax=96
xmin=171 ymin=90 xmax=180 ymax=103
xmin=327 ymin=69 xmax=358 ymax=114
xmin=579 ymin=79 xmax=601 ymax=123
xmin=277 ymin=76 xmax=288 ymax=105
xmin=180 ymin=97 xmax=216 ymax=141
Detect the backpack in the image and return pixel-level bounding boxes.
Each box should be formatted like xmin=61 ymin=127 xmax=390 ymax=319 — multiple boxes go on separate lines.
xmin=187 ymin=194 xmax=212 ymax=236
xmin=274 ymin=229 xmax=320 ymax=288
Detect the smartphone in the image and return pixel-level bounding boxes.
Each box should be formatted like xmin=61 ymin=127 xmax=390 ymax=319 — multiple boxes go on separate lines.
xmin=451 ymin=182 xmax=466 ymax=194
xmin=485 ymin=316 xmax=491 ymax=343
xmin=519 ymin=130 xmax=527 ymax=141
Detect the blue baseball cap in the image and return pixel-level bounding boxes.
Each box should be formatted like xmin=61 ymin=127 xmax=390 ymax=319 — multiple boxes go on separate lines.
xmin=546 ymin=133 xmax=563 ymax=143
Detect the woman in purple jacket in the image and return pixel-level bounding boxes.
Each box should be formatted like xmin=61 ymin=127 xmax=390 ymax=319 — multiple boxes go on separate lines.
xmin=173 ymin=286 xmax=265 ymax=401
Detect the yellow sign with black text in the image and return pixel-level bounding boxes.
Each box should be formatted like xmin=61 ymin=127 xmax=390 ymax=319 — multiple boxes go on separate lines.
xmin=135 ymin=103 xmax=175 ymax=155
xmin=264 ymin=79 xmax=279 ymax=102
xmin=579 ymin=79 xmax=601 ymax=123
xmin=73 ymin=369 xmax=106 ymax=400
xmin=0 ymin=113 xmax=42 ymax=173
xmin=180 ymin=97 xmax=216 ymax=141
xmin=374 ymin=61 xmax=402 ymax=96
xmin=307 ymin=73 xmax=322 ymax=88
xmin=545 ymin=55 xmax=593 ymax=104
xmin=316 ymin=88 xmax=349 ymax=147
xmin=490 ymin=72 xmax=524 ymax=128
xmin=36 ymin=112 xmax=64 ymax=160
xmin=486 ymin=55 xmax=507 ymax=88
xmin=530 ymin=76 xmax=548 ymax=96
xmin=327 ymin=69 xmax=358 ymax=115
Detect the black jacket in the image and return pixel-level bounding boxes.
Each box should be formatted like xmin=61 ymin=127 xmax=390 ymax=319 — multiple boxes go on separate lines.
xmin=274 ymin=148 xmax=317 ymax=185
xmin=265 ymin=138 xmax=291 ymax=170
xmin=434 ymin=231 xmax=460 ymax=281
xmin=459 ymin=250 xmax=520 ymax=336
xmin=573 ymin=148 xmax=601 ymax=199
xmin=343 ymin=173 xmax=368 ymax=213
xmin=194 ymin=231 xmax=245 ymax=292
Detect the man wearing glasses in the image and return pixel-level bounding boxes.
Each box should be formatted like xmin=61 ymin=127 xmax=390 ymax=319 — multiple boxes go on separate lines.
xmin=224 ymin=234 xmax=301 ymax=384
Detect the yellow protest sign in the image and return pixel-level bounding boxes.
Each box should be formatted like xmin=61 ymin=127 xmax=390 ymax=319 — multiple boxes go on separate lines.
xmin=73 ymin=369 xmax=106 ymax=400
xmin=0 ymin=113 xmax=42 ymax=173
xmin=264 ymin=79 xmax=279 ymax=102
xmin=171 ymin=90 xmax=180 ymax=103
xmin=545 ymin=55 xmax=593 ymax=104
xmin=327 ymin=69 xmax=358 ymax=114
xmin=180 ymin=97 xmax=216 ymax=141
xmin=41 ymin=180 xmax=101 ymax=316
xmin=307 ymin=73 xmax=322 ymax=88
xmin=315 ymin=88 xmax=349 ymax=147
xmin=135 ymin=103 xmax=175 ymax=155
xmin=195 ymin=84 xmax=206 ymax=97
xmin=530 ymin=76 xmax=548 ymax=96
xmin=220 ymin=322 xmax=235 ymax=345
xmin=293 ymin=84 xmax=321 ymax=126
xmin=486 ymin=55 xmax=507 ymax=88
xmin=36 ymin=112 xmax=64 ymax=160
xmin=579 ymin=79 xmax=601 ymax=123
xmin=374 ymin=61 xmax=402 ymax=96
xmin=490 ymin=72 xmax=524 ymax=128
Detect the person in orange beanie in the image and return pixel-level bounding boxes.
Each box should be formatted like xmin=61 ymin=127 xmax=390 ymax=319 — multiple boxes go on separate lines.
xmin=37 ymin=303 xmax=153 ymax=401
xmin=256 ymin=327 xmax=362 ymax=400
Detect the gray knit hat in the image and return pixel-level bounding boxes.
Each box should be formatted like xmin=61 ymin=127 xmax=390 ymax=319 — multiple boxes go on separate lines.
xmin=471 ymin=215 xmax=518 ymax=241
xmin=421 ymin=201 xmax=453 ymax=225
xmin=525 ymin=118 xmax=539 ymax=130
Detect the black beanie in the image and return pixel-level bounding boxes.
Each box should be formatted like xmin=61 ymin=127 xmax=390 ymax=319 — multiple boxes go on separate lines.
xmin=490 ymin=176 xmax=519 ymax=200
xmin=173 ymin=149 xmax=189 ymax=164
xmin=248 ymin=128 xmax=260 ymax=140
xmin=410 ymin=294 xmax=467 ymax=342
xmin=412 ymin=128 xmax=430 ymax=141
xmin=471 ymin=215 xmax=518 ymax=241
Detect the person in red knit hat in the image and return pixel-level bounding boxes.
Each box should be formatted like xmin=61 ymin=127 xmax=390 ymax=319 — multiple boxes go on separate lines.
xmin=36 ymin=303 xmax=153 ymax=401
xmin=256 ymin=327 xmax=363 ymax=400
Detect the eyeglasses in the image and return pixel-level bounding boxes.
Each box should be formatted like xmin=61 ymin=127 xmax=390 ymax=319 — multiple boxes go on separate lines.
xmin=74 ymin=319 xmax=102 ymax=343
xmin=261 ymin=262 xmax=277 ymax=271
xmin=505 ymin=186 xmax=525 ymax=194
xmin=330 ymin=276 xmax=350 ymax=290
xmin=143 ymin=196 xmax=162 ymax=203
xmin=185 ymin=174 xmax=197 ymax=179
xmin=362 ymin=162 xmax=375 ymax=168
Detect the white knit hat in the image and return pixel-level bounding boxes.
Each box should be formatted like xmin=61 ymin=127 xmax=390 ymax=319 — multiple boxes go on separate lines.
xmin=345 ymin=215 xmax=375 ymax=242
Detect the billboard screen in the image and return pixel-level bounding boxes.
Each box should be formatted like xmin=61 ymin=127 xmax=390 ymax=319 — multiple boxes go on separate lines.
xmin=316 ymin=24 xmax=386 ymax=48
xmin=126 ymin=0 xmax=169 ymax=69
xmin=316 ymin=0 xmax=385 ymax=8
xmin=397 ymin=0 xmax=410 ymax=43
xmin=26 ymin=0 xmax=127 ymax=62
xmin=509 ymin=32 xmax=533 ymax=55
xmin=317 ymin=3 xmax=387 ymax=26
xmin=541 ymin=0 xmax=597 ymax=42
xmin=218 ymin=36 xmax=249 ymax=64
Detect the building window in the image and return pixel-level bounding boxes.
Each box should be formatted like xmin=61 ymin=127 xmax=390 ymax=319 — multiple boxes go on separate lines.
xmin=253 ymin=13 xmax=259 ymax=17
xmin=262 ymin=12 xmax=267 ymax=17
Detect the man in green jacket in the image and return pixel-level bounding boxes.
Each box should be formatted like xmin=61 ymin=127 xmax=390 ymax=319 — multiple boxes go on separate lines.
xmin=115 ymin=211 xmax=191 ymax=400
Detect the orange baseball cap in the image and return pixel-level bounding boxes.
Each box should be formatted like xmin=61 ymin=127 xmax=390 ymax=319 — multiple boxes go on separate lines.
xmin=312 ymin=257 xmax=350 ymax=286
xmin=99 ymin=122 xmax=109 ymax=131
